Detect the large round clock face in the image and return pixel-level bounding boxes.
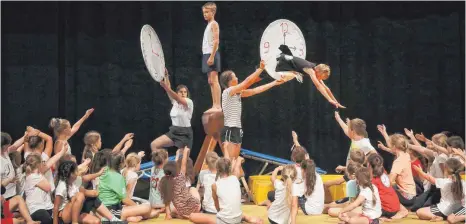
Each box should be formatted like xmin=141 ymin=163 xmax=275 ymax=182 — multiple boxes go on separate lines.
xmin=260 ymin=19 xmax=306 ymax=80
xmin=140 ymin=24 xmax=165 ymax=82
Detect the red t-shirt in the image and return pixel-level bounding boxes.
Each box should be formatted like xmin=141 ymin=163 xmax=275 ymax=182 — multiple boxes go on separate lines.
xmin=411 ymin=159 xmax=423 ymax=178
xmin=372 ymin=173 xmax=400 ymax=212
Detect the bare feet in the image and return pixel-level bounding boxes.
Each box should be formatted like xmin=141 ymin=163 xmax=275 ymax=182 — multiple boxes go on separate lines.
xmin=126 ymin=216 xmax=143 ymax=222
xmin=391 ymin=206 xmax=409 ymax=219
xmin=430 ymin=216 xmax=443 ymax=222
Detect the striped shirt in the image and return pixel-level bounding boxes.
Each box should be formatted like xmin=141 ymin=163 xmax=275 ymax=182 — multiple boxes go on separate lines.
xmin=222 ymin=87 xmax=242 ymax=128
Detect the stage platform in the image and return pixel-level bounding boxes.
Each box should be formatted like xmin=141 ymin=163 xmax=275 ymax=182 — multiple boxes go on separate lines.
xmin=140 ymin=205 xmax=430 ymax=224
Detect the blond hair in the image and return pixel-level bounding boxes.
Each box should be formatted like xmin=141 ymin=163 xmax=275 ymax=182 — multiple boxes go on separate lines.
xmin=202 ymin=2 xmax=217 ymax=14
xmin=349 ymin=118 xmax=368 ymax=138
xmin=24 ymin=153 xmax=42 ymax=175
xmin=122 ymin=153 xmax=141 ymax=178
xmin=281 ymin=165 xmax=297 ymax=208
xmin=49 ymin=118 xmax=71 ymax=136
xmin=125 ymin=153 xmax=141 ymax=169
xmin=315 ymin=64 xmax=330 ymax=80
xmin=205 ymin=152 xmax=219 ymax=170
xmin=432 ymin=133 xmax=448 ymax=148
xmin=390 ymin=133 xmax=409 ymax=152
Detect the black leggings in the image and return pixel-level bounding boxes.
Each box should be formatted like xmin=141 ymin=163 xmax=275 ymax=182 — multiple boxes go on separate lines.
xmin=411 ymin=186 xmax=441 ymax=212
xmin=31 ymin=209 xmax=53 ymax=224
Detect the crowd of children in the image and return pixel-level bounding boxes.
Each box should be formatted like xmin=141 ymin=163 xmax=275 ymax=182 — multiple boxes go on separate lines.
xmin=1 ymin=109 xmax=466 ymax=224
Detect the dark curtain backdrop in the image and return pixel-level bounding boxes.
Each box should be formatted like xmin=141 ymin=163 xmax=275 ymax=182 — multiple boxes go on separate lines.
xmin=2 ymin=1 xmax=464 ymax=174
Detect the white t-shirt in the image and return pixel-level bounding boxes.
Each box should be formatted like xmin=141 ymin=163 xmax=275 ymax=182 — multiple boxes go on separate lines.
xmin=222 ymin=87 xmax=242 ymax=128
xmin=424 ymin=153 xmax=449 ymax=190
xmin=430 ymin=153 xmax=448 ymax=178
xmin=121 ymin=169 xmax=138 ymax=198
xmin=268 ymin=180 xmax=291 ymax=224
xmin=292 ymin=164 xmax=304 ymax=197
xmin=435 ymin=178 xmax=464 ymax=215
xmin=149 ymin=167 xmax=165 ymax=207
xmin=346 ymin=138 xmax=376 ymax=162
xmin=359 ymin=185 xmax=382 ymax=219
xmin=216 ymin=176 xmax=242 ymax=220
xmin=1 ymin=155 xmax=16 ymax=198
xmin=303 ymin=173 xmax=325 ymax=215
xmin=55 ymin=177 xmax=82 ymax=211
xmin=170 ymin=98 xmax=194 ymax=127
xmin=24 ymin=151 xmax=55 ymax=192
xmin=202 ymin=21 xmax=216 ymax=54
xmin=199 ymin=170 xmax=217 ymax=213
xmin=24 ymin=173 xmax=54 ymax=214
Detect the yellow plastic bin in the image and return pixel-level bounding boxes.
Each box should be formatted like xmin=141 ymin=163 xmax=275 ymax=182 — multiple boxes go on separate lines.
xmin=251 ymin=180 xmax=275 ymax=205
xmin=248 ymin=175 xmax=276 ymax=190
xmin=321 ymin=174 xmax=346 ymax=202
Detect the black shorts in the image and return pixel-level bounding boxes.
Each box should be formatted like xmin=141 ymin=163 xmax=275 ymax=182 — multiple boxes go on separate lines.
xmin=220 ymin=126 xmax=243 ymax=144
xmin=202 ymin=53 xmax=221 ymax=74
xmin=275 ymin=45 xmax=315 ymax=74
xmin=267 ymin=190 xmax=275 ymax=202
xmin=430 ymin=204 xmax=447 ymax=220
xmin=165 ymin=126 xmax=193 ymax=149
xmin=106 ymin=203 xmax=123 ymax=219
xmin=335 ymin=197 xmax=350 ymax=204
xmin=381 ymin=209 xmax=397 ymax=218
xmin=202 ymin=209 xmax=217 ymax=214
xmin=268 ymin=218 xmax=279 ymax=224
xmin=82 ymin=197 xmax=102 ymax=214
xmin=453 ymin=206 xmax=466 ymax=216
xmin=298 ymin=196 xmax=308 ymax=215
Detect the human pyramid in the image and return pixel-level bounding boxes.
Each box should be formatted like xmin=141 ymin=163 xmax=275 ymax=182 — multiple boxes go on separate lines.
xmin=2 ymin=2 xmax=465 ymax=224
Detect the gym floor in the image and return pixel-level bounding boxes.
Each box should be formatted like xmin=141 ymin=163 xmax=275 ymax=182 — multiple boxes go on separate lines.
xmin=139 ymin=205 xmax=430 ymax=224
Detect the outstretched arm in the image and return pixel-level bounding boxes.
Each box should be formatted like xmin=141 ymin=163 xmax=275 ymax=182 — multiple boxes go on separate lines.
xmin=229 ymin=61 xmax=265 ymax=96
xmin=320 ymin=80 xmax=344 ymax=108
xmin=304 ymin=68 xmax=342 ymax=108
xmin=408 ymin=144 xmax=435 ymax=158
xmin=291 ymin=131 xmax=301 ymax=148
xmin=71 ymin=108 xmax=94 ymax=136
xmin=377 ymin=124 xmax=392 ymax=148
xmin=377 ymin=141 xmax=395 ymax=155
xmin=404 ymin=128 xmax=422 ymax=146
xmin=7 ymin=132 xmax=26 ymax=152
xmin=240 ymin=78 xmax=286 ymax=98
xmin=413 ymin=165 xmax=435 ymax=184
xmin=160 ymin=70 xmax=189 ymax=107
xmin=334 ymin=112 xmax=350 ymax=137
xmin=112 ymin=133 xmax=134 ymax=154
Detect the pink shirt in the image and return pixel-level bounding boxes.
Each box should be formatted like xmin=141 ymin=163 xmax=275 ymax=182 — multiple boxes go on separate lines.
xmin=391 ymin=152 xmax=416 ymax=196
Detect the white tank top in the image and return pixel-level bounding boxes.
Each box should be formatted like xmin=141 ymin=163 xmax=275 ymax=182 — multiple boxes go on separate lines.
xmin=215 ymin=176 xmax=242 ymax=220
xmin=202 ymin=22 xmax=216 ymax=54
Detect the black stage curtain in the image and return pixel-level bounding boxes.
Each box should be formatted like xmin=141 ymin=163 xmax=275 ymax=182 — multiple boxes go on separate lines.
xmin=2 ymin=2 xmax=464 ymax=174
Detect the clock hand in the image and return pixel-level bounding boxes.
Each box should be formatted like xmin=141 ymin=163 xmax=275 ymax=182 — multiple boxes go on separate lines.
xmin=283 ymin=32 xmax=286 ymax=45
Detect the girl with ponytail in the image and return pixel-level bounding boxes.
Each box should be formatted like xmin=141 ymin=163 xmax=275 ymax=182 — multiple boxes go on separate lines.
xmin=267 ymin=165 xmax=297 ymax=224
xmin=297 ymin=159 xmax=325 ymax=217
xmin=49 ymin=108 xmax=94 ymax=155
xmin=413 ymin=158 xmax=465 ymax=221
xmin=23 ymin=153 xmax=54 ymax=224
xmin=367 ymin=153 xmax=408 ymax=220
xmin=189 ymin=154 xmax=263 ymax=224
xmin=339 ymin=167 xmax=382 ymax=224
